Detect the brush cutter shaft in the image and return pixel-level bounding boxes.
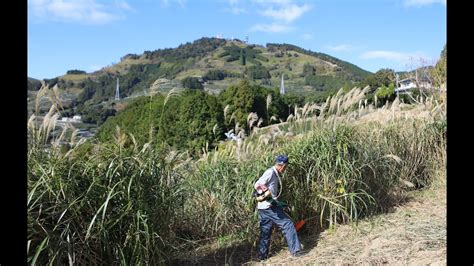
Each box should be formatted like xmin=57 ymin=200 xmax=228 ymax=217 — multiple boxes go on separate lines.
xmin=256 ymin=190 xmax=271 ymax=202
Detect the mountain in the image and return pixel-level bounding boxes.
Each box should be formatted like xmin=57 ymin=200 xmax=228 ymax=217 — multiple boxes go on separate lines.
xmin=30 ymin=37 xmax=371 ymax=107
xmin=27 ymin=77 xmax=42 ymax=91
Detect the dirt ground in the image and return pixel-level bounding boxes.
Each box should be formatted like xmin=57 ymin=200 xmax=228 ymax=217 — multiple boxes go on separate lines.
xmin=248 ymin=184 xmax=446 ymax=265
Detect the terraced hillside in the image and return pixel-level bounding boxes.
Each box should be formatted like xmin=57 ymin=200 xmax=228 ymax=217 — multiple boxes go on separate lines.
xmin=28 ymin=37 xmax=371 ymax=109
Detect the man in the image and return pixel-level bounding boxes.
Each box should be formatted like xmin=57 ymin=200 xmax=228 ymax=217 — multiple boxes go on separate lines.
xmin=254 ymin=154 xmax=303 ymax=261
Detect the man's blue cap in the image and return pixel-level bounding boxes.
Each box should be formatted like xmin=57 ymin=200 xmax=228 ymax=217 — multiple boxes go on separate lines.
xmin=276 ymin=154 xmax=289 ymax=165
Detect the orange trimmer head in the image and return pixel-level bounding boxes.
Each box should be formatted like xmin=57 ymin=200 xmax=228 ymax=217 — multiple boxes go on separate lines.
xmin=295 ymin=220 xmax=306 ymax=232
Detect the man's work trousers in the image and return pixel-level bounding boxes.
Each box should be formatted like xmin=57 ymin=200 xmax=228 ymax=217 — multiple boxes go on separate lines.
xmin=257 ymin=205 xmax=301 ymax=259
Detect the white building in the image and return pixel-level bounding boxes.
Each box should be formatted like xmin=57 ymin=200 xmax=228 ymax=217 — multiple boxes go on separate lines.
xmin=395 ymin=77 xmax=432 ymax=93
xmin=60 ymin=115 xmax=82 ymax=123
xmin=395 ymin=78 xmax=417 ymax=93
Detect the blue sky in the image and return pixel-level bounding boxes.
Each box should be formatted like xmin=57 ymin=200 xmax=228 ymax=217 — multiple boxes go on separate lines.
xmin=28 ymin=0 xmax=446 ymax=80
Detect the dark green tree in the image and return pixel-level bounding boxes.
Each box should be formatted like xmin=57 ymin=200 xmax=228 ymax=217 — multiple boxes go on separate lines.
xmin=80 ymin=105 xmax=116 ymax=125
xmin=203 ymin=69 xmax=226 ymax=81
xmin=360 ymin=68 xmax=396 ymax=92
xmin=218 ymin=80 xmax=257 ymax=130
xmin=181 ymin=77 xmax=203 ymax=90
xmin=96 ymin=90 xmax=224 ymax=157
xmin=218 ymin=80 xmax=287 ymax=130
xmin=66 ymin=69 xmax=87 ymax=75
xmin=246 ymin=66 xmax=270 ymax=80
xmin=173 ymin=90 xmax=224 ymax=154
xmin=240 ymin=49 xmax=246 ymax=65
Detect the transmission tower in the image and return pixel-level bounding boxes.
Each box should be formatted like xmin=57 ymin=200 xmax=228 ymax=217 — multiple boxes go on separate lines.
xmin=115 ymin=78 xmax=120 ymax=101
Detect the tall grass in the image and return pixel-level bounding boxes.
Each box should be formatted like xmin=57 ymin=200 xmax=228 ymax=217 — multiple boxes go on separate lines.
xmin=28 ymin=87 xmax=446 ymax=263
xmin=28 ymin=139 xmax=189 ymax=264
xmin=28 ymin=99 xmax=190 ymax=264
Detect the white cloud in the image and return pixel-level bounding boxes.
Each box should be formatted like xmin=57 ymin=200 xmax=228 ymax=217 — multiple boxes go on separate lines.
xmin=114 ymin=0 xmax=132 ymax=11
xmin=361 ymin=51 xmax=411 ymax=62
xmin=176 ymin=0 xmax=187 ymax=8
xmin=29 ymin=0 xmax=130 ymax=24
xmin=250 ymin=23 xmax=294 ymax=33
xmin=326 ymin=44 xmax=355 ymax=52
xmin=161 ymin=0 xmax=187 ymax=8
xmin=302 ymin=33 xmax=313 ymax=40
xmin=259 ymin=3 xmax=311 ymax=24
xmin=249 ymin=0 xmax=312 ymax=34
xmin=253 ymin=0 xmax=292 ymax=4
xmin=360 ymin=50 xmax=432 ymax=67
xmin=403 ymin=0 xmax=446 ymax=7
xmin=90 ymin=65 xmax=102 ymax=71
xmin=226 ymin=6 xmax=247 ymax=14
xmin=248 ymin=0 xmax=312 ymax=34
xmin=224 ymin=0 xmax=247 ymax=15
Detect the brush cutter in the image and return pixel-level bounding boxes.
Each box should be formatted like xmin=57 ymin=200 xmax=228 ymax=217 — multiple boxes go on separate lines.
xmin=253 ymin=187 xmax=311 ymax=232
xmin=293 ymin=216 xmax=319 ymax=232
xmin=253 ymin=189 xmax=288 ymax=208
xmin=294 ymin=219 xmax=306 ymax=232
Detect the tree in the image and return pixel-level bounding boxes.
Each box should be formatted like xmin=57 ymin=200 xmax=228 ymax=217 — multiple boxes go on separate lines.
xmin=430 ymin=44 xmax=446 ymax=90
xmin=173 ymin=91 xmax=224 ymax=155
xmin=203 ymin=69 xmax=226 ymax=81
xmin=280 ymin=93 xmax=303 ymax=119
xmin=96 ymin=91 xmax=224 ymax=156
xmin=218 ymin=80 xmax=257 ymax=131
xmin=80 ymin=105 xmax=116 ymax=125
xmin=66 ymin=69 xmax=86 ymax=75
xmin=218 ymin=80 xmax=288 ymax=132
xmin=246 ymin=66 xmax=270 ymax=80
xmin=181 ymin=77 xmax=203 ymax=90
xmin=240 ymin=49 xmax=246 ymax=65
xmin=360 ymin=68 xmax=396 ymax=92
xmin=375 ymin=83 xmax=396 ymax=106
xmin=404 ymin=56 xmax=436 ymax=92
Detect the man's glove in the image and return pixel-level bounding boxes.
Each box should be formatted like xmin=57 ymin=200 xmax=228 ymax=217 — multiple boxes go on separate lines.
xmin=253 ymin=184 xmax=271 ymax=202
xmin=254 ymin=190 xmax=271 ymax=202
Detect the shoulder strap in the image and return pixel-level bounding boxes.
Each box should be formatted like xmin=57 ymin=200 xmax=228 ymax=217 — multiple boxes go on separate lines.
xmin=271 ymin=167 xmax=282 ymax=198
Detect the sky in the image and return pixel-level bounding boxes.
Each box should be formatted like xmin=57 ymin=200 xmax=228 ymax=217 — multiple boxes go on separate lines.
xmin=28 ymin=0 xmax=446 ymax=80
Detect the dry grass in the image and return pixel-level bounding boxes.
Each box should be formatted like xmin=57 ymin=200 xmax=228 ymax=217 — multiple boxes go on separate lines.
xmin=58 ymin=73 xmax=89 ymax=82
xmin=186 ymin=87 xmax=446 ymax=265
xmin=245 ymin=182 xmax=446 ymax=265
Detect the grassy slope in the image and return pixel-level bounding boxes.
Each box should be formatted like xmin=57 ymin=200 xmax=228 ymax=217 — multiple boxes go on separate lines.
xmin=171 ymin=96 xmax=446 ymax=265
xmin=258 ymin=182 xmax=446 ymax=265
xmin=175 ymin=178 xmax=446 ymax=265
